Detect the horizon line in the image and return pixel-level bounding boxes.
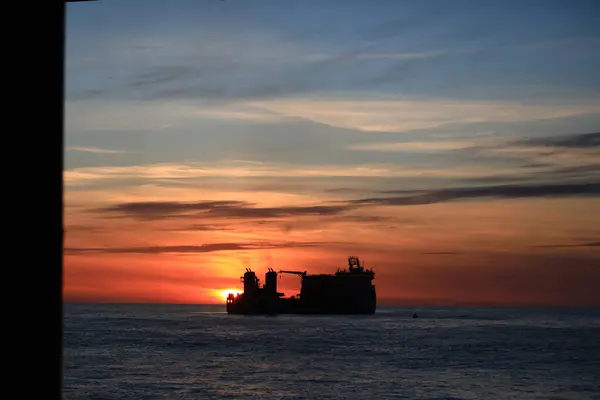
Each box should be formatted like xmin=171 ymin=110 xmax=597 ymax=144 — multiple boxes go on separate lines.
xmin=62 ymin=301 xmax=600 ymax=309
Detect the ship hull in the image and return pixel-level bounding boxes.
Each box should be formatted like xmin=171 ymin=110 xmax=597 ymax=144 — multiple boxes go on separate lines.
xmin=226 ymin=303 xmax=376 ymax=315
xmin=226 ymin=289 xmax=376 ymax=315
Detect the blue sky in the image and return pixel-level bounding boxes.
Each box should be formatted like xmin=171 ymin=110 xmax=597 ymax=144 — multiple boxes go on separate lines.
xmin=65 ymin=0 xmax=600 ymax=177
xmin=66 ymin=0 xmax=600 ymax=100
xmin=64 ymin=0 xmax=600 ymax=306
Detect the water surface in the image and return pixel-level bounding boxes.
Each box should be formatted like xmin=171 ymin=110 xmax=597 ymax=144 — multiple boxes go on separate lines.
xmin=63 ymin=304 xmax=600 ymax=399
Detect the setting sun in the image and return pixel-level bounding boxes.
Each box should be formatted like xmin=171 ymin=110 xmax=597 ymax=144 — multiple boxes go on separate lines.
xmin=213 ymin=289 xmax=242 ymax=302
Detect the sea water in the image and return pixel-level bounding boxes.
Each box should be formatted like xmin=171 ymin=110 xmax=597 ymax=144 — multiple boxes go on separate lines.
xmin=63 ymin=304 xmax=600 ymax=399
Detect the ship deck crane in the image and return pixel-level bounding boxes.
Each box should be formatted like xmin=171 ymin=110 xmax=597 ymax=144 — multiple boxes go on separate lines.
xmin=278 ymin=270 xmax=307 ymax=277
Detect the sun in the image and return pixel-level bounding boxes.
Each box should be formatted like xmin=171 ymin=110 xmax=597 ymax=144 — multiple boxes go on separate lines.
xmin=214 ymin=288 xmax=242 ymax=302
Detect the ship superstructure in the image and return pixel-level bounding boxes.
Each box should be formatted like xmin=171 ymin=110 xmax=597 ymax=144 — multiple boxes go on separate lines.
xmin=226 ymin=256 xmax=376 ymax=315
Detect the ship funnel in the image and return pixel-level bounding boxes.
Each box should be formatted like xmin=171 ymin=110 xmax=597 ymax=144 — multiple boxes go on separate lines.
xmin=243 ymin=270 xmax=258 ymax=293
xmin=265 ymin=269 xmax=278 ymax=293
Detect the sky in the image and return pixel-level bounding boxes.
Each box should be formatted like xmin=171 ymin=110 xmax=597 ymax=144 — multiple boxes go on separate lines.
xmin=64 ymin=0 xmax=600 ymax=307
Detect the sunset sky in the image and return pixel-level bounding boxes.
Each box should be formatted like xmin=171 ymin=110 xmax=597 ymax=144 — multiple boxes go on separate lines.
xmin=64 ymin=0 xmax=600 ymax=307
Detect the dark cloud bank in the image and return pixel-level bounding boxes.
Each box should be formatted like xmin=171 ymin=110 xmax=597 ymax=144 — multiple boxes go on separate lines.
xmin=513 ymin=132 xmax=599 ymax=149
xmin=96 ymin=200 xmax=352 ymax=221
xmin=534 ymin=242 xmax=600 ymax=248
xmin=92 ymin=180 xmax=600 ymax=221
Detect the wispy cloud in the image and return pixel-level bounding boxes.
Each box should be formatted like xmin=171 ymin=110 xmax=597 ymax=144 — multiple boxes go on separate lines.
xmin=65 ymin=146 xmax=135 ymax=154
xmin=354 ymin=181 xmax=600 ymax=207
xmin=251 ymin=96 xmax=600 ymax=132
xmin=159 ymin=223 xmax=235 ymax=232
xmin=64 ymin=225 xmax=106 ymax=233
xmin=534 ymin=241 xmax=600 ymax=249
xmin=90 ymin=181 xmax=600 ymax=222
xmin=65 ymin=95 xmax=600 ymax=136
xmin=423 ymin=251 xmax=462 ymax=255
xmin=65 ymin=241 xmax=329 ymax=255
xmin=64 ymin=161 xmax=502 ymax=188
xmin=65 ymin=100 xmax=269 ymax=133
xmin=304 ymin=48 xmax=469 ymax=63
xmin=345 ymin=133 xmax=600 ymax=178
xmin=70 ymin=17 xmax=600 ymax=104
xmin=338 ymin=131 xmax=598 ymax=186
xmin=347 ymin=140 xmax=476 ymax=153
xmin=94 ymin=200 xmax=354 ymax=221
xmin=513 ymin=132 xmax=599 ymax=149
xmin=454 ymin=132 xmax=600 ymax=181
xmin=303 ymin=36 xmax=594 ymax=64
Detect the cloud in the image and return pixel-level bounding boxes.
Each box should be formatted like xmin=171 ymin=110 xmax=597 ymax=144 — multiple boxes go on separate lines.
xmin=423 ymin=251 xmax=462 ymax=255
xmin=190 ymin=107 xmax=284 ymax=123
xmin=93 ymin=199 xmax=356 ymax=221
xmin=89 ymin=181 xmax=600 ymax=223
xmin=64 ymin=100 xmax=288 ymax=137
xmin=98 ymin=200 xmax=248 ymax=219
xmin=160 ymin=224 xmax=234 ymax=232
xmin=534 ymin=241 xmax=600 ymax=248
xmin=551 ymin=165 xmax=600 ymax=176
xmin=352 ymin=181 xmax=600 ymax=207
xmin=304 ymin=37 xmax=597 ymax=65
xmin=305 ymin=48 xmax=471 ymax=63
xmin=64 ymin=241 xmax=329 ymax=255
xmin=461 ymin=175 xmax=533 ymax=184
xmin=347 ymin=140 xmax=476 ymax=153
xmin=338 ymin=215 xmax=393 ymax=223
xmin=66 ymin=93 xmax=600 ymax=138
xmin=66 ymin=26 xmax=326 ymax=102
xmin=69 ymin=13 xmax=600 ymax=105
xmin=347 ymin=133 xmax=600 ymax=167
xmin=64 ymin=225 xmax=106 ymax=233
xmin=64 ymin=160 xmax=504 ymax=188
xmin=251 ymin=95 xmax=600 ymax=133
xmin=425 ymin=131 xmax=600 ymax=183
xmin=65 ymin=146 xmax=136 ymax=154
xmin=344 ymin=133 xmax=599 ymax=185
xmin=514 ymin=132 xmax=599 ymax=149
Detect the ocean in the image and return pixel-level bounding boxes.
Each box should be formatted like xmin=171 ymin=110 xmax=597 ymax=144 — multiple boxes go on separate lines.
xmin=63 ymin=304 xmax=600 ymax=399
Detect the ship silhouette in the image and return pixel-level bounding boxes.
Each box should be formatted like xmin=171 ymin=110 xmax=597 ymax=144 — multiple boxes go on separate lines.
xmin=226 ymin=256 xmax=376 ymax=315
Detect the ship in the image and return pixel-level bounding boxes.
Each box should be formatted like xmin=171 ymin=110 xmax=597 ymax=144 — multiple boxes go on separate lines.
xmin=226 ymin=256 xmax=376 ymax=315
